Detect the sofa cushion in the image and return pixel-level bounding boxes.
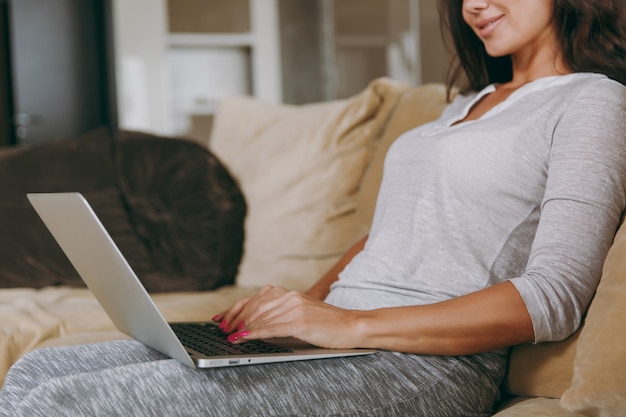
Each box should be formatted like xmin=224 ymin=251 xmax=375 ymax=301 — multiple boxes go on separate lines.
xmin=560 ymin=218 xmax=626 ymax=415
xmin=210 ymin=78 xmax=408 ymax=291
xmin=0 ymin=129 xmax=246 ymax=293
xmin=505 ymin=332 xmax=578 ymax=399
xmin=114 ymin=132 xmax=247 ymax=292
xmin=0 ymin=129 xmax=144 ymax=288
xmin=493 ymin=397 xmax=583 ymax=417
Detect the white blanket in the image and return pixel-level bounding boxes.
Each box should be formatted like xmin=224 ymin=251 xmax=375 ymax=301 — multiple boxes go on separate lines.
xmin=0 ymin=285 xmax=259 ymax=386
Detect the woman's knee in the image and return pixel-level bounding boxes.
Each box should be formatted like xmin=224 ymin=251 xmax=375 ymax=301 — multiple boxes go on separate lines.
xmin=12 ymin=374 xmax=95 ymax=417
xmin=6 ymin=348 xmax=56 ymax=385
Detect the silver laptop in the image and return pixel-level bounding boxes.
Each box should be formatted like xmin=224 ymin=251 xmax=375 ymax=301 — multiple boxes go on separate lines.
xmin=27 ymin=192 xmax=376 ymax=368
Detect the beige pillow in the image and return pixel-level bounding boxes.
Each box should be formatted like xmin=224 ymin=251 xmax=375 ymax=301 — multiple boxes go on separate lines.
xmin=560 ymin=219 xmax=626 ymax=415
xmin=493 ymin=397 xmax=584 ymax=417
xmin=505 ymin=331 xmax=579 ymax=399
xmin=209 ymin=78 xmax=409 ymax=291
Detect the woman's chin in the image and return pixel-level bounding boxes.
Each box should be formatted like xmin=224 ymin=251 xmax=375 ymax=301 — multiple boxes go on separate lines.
xmin=484 ymin=46 xmax=511 ymax=58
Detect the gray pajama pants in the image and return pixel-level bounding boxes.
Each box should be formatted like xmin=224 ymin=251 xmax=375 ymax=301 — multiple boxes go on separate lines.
xmin=0 ymin=340 xmax=507 ymax=417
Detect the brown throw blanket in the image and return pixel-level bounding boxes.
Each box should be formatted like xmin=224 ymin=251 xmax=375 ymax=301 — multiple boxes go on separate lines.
xmin=0 ymin=128 xmax=246 ymax=292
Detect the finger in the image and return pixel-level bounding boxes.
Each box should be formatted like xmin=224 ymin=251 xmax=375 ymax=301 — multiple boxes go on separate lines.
xmin=234 ymin=294 xmax=353 ymax=348
xmin=217 ymin=286 xmax=282 ymax=333
xmin=228 ymin=322 xmax=293 ymax=344
xmin=211 ymin=311 xmax=226 ymax=323
xmin=232 ymin=299 xmax=315 ymax=343
xmin=235 ymin=292 xmax=309 ymax=338
xmin=229 ymin=289 xmax=291 ymax=332
xmin=242 ymin=292 xmax=300 ymax=329
xmin=217 ymin=296 xmax=254 ymax=332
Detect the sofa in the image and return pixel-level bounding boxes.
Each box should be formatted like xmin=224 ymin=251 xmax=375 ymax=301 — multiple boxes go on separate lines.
xmin=0 ymin=78 xmax=624 ymax=416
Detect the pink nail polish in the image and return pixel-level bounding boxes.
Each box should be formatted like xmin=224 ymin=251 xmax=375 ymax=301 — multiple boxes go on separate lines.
xmin=219 ymin=320 xmax=227 ymax=329
xmin=224 ymin=325 xmax=232 ymax=333
xmin=212 ymin=314 xmax=221 ymax=322
xmin=237 ymin=321 xmax=245 ymax=331
xmin=227 ymin=331 xmax=250 ymax=344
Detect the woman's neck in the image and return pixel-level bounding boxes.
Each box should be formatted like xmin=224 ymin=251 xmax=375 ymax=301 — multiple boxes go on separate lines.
xmin=507 ymin=30 xmax=571 ymax=89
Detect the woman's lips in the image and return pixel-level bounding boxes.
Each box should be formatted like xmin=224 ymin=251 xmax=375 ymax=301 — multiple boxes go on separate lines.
xmin=475 ymin=15 xmax=504 ymax=37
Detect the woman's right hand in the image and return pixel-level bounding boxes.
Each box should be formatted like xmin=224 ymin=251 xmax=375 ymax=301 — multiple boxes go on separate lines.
xmin=211 ymin=285 xmax=274 ymax=333
xmin=211 ymin=285 xmax=364 ymax=349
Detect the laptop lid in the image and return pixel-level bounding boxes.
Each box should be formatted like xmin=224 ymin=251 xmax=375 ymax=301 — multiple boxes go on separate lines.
xmin=27 ymin=192 xmax=376 ymax=368
xmin=28 ymin=192 xmax=196 ymax=367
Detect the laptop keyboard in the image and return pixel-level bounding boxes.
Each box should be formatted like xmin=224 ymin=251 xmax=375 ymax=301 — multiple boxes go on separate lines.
xmin=170 ymin=323 xmax=293 ymax=357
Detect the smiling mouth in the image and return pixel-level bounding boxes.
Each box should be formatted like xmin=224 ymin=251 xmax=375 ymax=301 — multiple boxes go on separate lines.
xmin=476 ymin=15 xmax=504 ymax=31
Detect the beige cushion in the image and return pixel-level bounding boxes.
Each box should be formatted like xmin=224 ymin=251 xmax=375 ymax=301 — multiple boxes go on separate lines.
xmin=210 ymin=78 xmax=409 ymax=291
xmin=561 ymin=219 xmax=626 ymax=415
xmin=505 ymin=332 xmax=578 ymax=399
xmin=493 ymin=397 xmax=584 ymax=417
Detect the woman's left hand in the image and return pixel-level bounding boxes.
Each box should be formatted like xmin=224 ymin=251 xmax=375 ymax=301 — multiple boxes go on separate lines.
xmin=212 ymin=285 xmax=362 ymax=349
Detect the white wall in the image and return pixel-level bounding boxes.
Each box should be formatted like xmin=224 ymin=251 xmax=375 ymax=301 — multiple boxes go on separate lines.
xmin=249 ymin=0 xmax=282 ymax=104
xmin=112 ymin=0 xmax=171 ymax=135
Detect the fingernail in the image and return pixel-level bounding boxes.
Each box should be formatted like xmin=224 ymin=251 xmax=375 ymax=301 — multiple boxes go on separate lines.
xmin=237 ymin=321 xmax=245 ymax=331
xmin=223 ymin=325 xmax=232 ymax=333
xmin=212 ymin=314 xmax=221 ymax=322
xmin=219 ymin=320 xmax=227 ymax=329
xmin=227 ymin=331 xmax=250 ymax=344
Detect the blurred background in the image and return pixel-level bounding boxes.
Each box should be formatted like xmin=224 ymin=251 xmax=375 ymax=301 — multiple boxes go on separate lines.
xmin=0 ymin=0 xmax=449 ymax=146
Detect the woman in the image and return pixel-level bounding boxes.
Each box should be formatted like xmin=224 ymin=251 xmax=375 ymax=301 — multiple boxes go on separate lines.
xmin=2 ymin=1 xmax=625 ymax=416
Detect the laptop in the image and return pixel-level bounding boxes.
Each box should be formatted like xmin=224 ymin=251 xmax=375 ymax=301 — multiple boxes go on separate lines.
xmin=27 ymin=192 xmax=376 ymax=369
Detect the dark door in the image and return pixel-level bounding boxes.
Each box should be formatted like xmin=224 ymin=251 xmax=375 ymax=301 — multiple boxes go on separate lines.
xmin=0 ymin=0 xmax=14 ymax=146
xmin=4 ymin=0 xmax=116 ymax=146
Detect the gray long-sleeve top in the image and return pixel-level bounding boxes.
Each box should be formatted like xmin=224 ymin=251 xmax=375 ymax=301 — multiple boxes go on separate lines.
xmin=326 ymin=73 xmax=626 ymax=343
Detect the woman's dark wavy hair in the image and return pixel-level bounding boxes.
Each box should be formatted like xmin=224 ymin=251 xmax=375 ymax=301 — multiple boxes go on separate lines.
xmin=438 ymin=0 xmax=626 ymax=96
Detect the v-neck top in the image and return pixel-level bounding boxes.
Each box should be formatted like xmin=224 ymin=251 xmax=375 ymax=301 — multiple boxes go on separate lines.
xmin=325 ymin=73 xmax=626 ymax=343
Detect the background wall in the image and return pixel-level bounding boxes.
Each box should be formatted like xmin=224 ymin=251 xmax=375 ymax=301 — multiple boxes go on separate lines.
xmin=112 ymin=0 xmax=170 ymax=134
xmin=278 ymin=0 xmax=324 ymax=104
xmin=112 ymin=0 xmax=450 ymax=140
